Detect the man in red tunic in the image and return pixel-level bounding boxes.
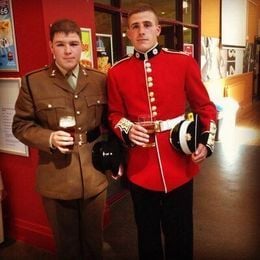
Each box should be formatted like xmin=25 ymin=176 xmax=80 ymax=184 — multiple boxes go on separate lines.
xmin=107 ymin=4 xmax=217 ymax=259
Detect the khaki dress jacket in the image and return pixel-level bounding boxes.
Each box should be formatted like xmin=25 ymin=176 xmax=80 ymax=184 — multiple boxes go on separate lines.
xmin=12 ymin=63 xmax=108 ymax=200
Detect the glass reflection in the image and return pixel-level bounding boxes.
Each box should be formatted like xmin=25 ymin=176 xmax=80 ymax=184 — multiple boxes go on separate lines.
xmin=183 ymin=0 xmax=193 ymax=24
xmin=184 ymin=27 xmax=192 ymax=44
xmin=95 ymin=11 xmax=112 ymax=34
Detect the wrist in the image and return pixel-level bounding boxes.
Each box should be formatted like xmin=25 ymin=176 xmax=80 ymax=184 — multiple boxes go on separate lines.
xmin=115 ymin=117 xmax=134 ymax=134
xmin=49 ymin=132 xmax=56 ymax=149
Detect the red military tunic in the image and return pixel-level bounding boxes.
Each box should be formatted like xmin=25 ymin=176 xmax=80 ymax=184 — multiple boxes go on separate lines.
xmin=107 ymin=45 xmax=217 ymax=193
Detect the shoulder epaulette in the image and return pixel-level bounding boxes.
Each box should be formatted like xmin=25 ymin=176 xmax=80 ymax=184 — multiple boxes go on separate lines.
xmin=26 ymin=65 xmax=49 ymax=77
xmin=111 ymin=54 xmax=132 ymax=68
xmin=162 ymin=48 xmax=188 ymax=56
xmin=81 ymin=65 xmax=106 ymax=76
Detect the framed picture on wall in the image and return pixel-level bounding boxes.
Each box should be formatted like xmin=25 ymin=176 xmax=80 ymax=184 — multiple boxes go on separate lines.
xmin=0 ymin=0 xmax=19 ymax=71
xmin=80 ymin=28 xmax=93 ymax=68
xmin=183 ymin=43 xmax=194 ymax=57
xmin=0 ymin=78 xmax=29 ymax=157
xmin=96 ymin=33 xmax=113 ymax=73
xmin=226 ymin=49 xmax=236 ymax=76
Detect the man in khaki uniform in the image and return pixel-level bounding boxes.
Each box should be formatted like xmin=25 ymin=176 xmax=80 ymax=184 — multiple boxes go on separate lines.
xmin=12 ymin=19 xmax=108 ymax=259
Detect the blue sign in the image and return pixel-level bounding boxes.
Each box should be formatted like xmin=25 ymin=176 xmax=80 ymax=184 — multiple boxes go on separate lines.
xmin=0 ymin=0 xmax=19 ymax=71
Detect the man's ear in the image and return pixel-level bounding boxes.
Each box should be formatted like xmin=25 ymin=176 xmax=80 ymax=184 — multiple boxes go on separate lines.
xmin=49 ymin=41 xmax=55 ymax=59
xmin=156 ymin=25 xmax=161 ymax=36
xmin=49 ymin=41 xmax=53 ymax=52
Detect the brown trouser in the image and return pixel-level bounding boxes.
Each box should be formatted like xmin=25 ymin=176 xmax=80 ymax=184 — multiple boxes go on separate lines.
xmin=42 ymin=190 xmax=106 ymax=260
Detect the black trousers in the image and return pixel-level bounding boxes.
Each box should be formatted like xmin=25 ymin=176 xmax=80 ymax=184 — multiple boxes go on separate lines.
xmin=129 ymin=180 xmax=193 ymax=260
xmin=42 ymin=190 xmax=106 ymax=260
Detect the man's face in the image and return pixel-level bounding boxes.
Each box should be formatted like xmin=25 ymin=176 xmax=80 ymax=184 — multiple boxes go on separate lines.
xmin=127 ymin=11 xmax=161 ymax=53
xmin=49 ymin=32 xmax=82 ymax=72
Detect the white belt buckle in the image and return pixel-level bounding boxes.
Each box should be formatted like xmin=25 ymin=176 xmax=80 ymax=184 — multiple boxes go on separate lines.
xmin=154 ymin=120 xmax=171 ymax=132
xmin=155 ymin=115 xmax=185 ymax=133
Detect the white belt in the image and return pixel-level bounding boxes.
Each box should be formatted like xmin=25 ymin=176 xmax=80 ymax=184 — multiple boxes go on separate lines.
xmin=154 ymin=115 xmax=185 ymax=132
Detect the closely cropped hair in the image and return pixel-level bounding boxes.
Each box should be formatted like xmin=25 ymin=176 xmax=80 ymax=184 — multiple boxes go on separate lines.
xmin=127 ymin=3 xmax=159 ymax=25
xmin=50 ymin=19 xmax=81 ymax=41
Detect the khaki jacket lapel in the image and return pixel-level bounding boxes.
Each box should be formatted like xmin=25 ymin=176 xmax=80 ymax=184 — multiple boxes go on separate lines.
xmin=76 ymin=66 xmax=89 ymax=93
xmin=47 ymin=63 xmax=89 ymax=93
xmin=48 ymin=63 xmax=74 ymax=93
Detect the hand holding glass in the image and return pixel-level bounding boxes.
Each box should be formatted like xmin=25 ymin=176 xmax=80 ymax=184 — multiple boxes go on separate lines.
xmin=137 ymin=115 xmax=155 ymax=147
xmin=59 ymin=116 xmax=76 ymax=150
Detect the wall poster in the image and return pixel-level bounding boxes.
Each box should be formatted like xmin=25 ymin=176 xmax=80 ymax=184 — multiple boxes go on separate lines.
xmin=201 ymin=37 xmax=227 ymax=81
xmin=226 ymin=49 xmax=236 ymax=76
xmin=80 ymin=28 xmax=93 ymax=68
xmin=0 ymin=0 xmax=19 ymax=71
xmin=243 ymin=43 xmax=255 ymax=73
xmin=0 ymin=78 xmax=29 ymax=157
xmin=96 ymin=33 xmax=113 ymax=73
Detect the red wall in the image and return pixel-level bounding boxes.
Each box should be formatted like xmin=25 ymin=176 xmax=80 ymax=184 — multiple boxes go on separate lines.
xmin=41 ymin=0 xmax=97 ymax=64
xmin=0 ymin=0 xmax=97 ymax=252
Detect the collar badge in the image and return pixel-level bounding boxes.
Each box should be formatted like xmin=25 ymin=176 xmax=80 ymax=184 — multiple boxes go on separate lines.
xmin=82 ymin=69 xmax=87 ymax=75
xmin=153 ymin=48 xmax=158 ymax=55
xmin=50 ymin=70 xmax=56 ymax=77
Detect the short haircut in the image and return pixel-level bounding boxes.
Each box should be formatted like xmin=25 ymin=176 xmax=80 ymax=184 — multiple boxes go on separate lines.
xmin=49 ymin=19 xmax=81 ymax=41
xmin=127 ymin=3 xmax=159 ymax=26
